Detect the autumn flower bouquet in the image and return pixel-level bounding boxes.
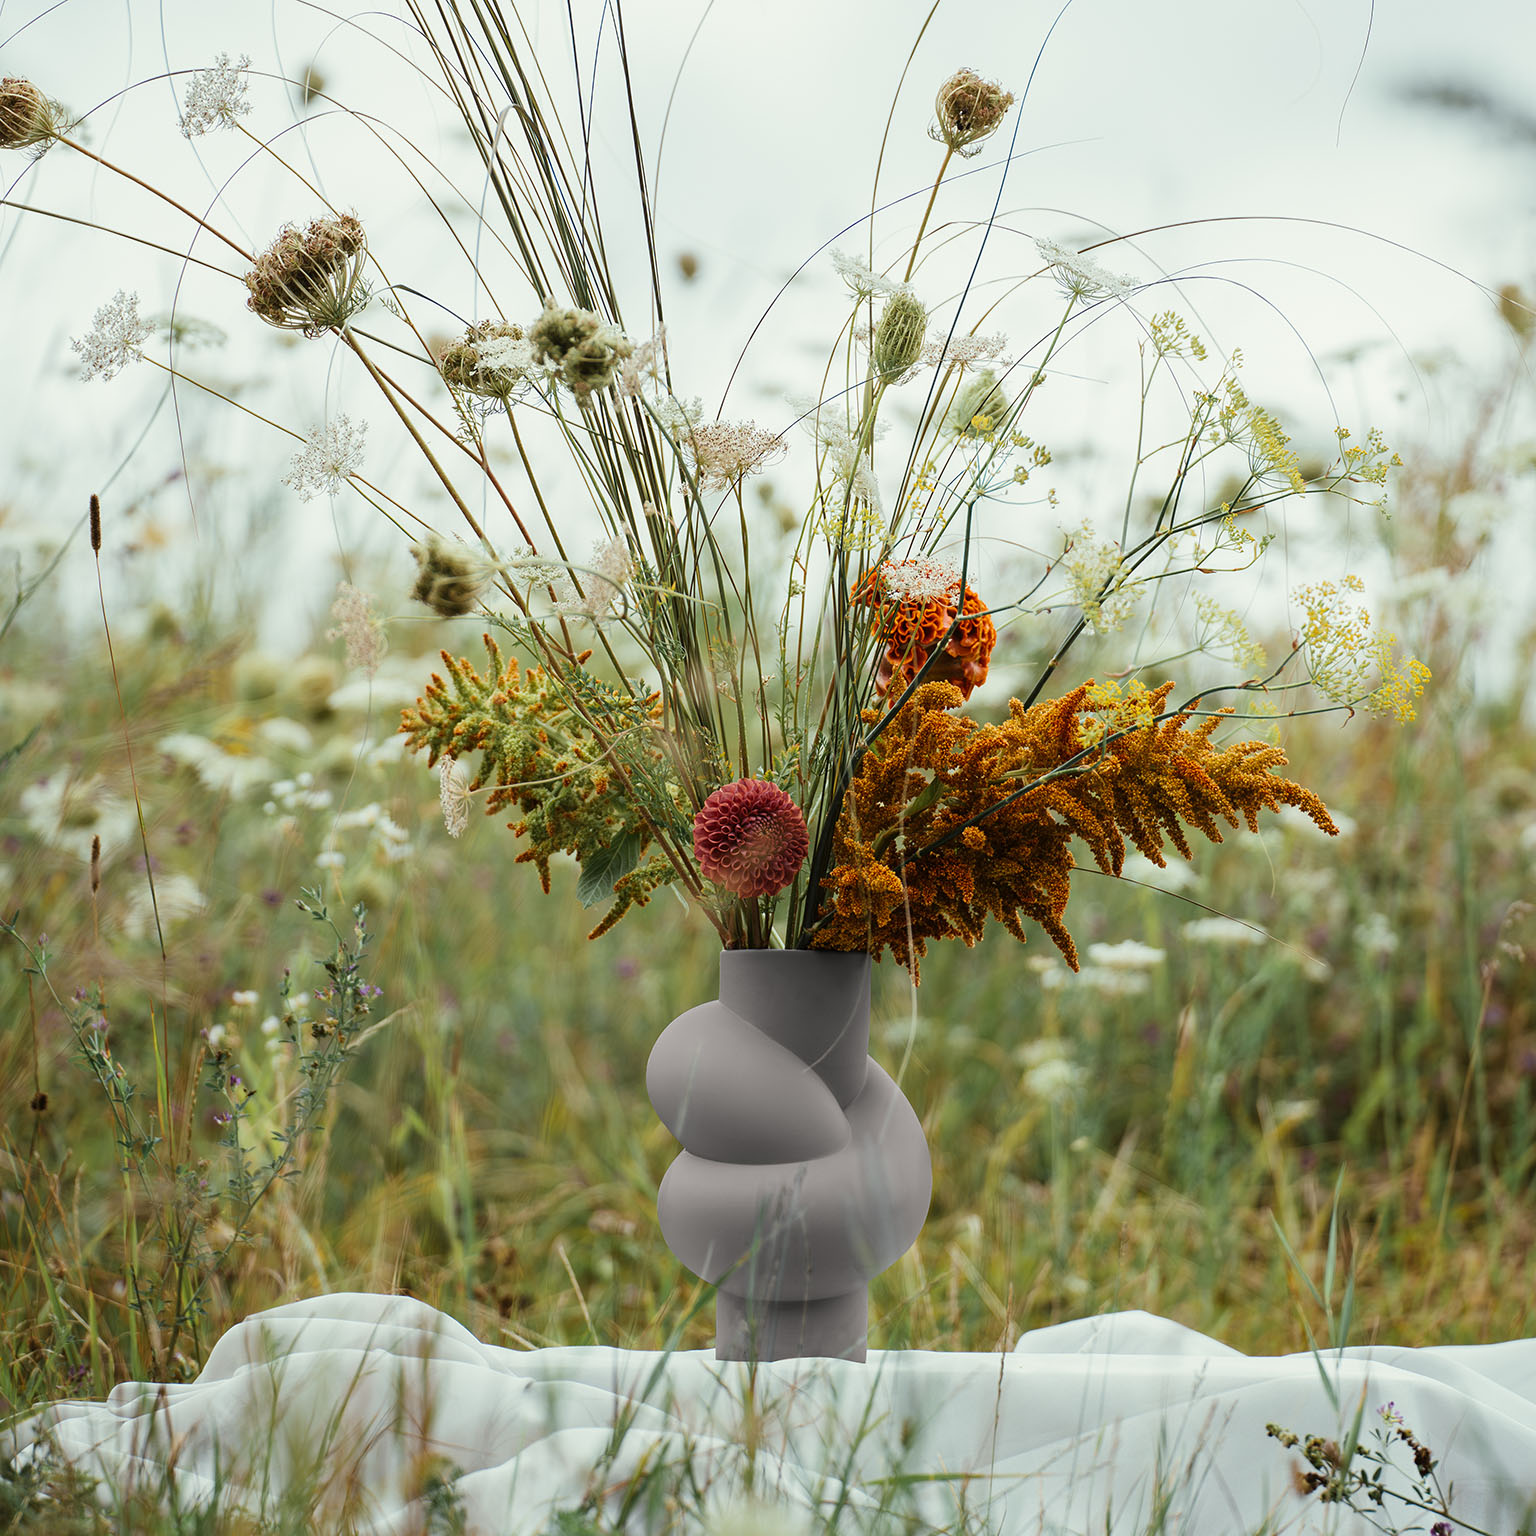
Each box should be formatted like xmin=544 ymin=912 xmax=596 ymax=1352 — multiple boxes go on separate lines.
xmin=12 ymin=9 xmax=1429 ymax=983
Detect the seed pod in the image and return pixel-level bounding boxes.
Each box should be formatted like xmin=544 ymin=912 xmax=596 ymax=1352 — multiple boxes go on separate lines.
xmin=930 ymin=68 xmax=1015 ymax=158
xmin=872 ymin=290 xmax=927 ymax=379
xmin=0 ymin=77 xmax=70 ymax=156
xmin=410 ymin=534 xmax=494 ymax=618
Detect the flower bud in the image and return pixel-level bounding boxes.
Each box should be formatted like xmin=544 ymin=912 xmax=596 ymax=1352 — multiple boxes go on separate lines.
xmin=929 ymin=68 xmax=1015 ymax=158
xmin=528 ymin=304 xmax=634 ymax=397
xmin=871 ymin=290 xmax=927 ymax=380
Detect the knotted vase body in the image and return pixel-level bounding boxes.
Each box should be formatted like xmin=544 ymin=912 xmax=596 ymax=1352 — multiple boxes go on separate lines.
xmin=646 ymin=950 xmax=931 ymax=1362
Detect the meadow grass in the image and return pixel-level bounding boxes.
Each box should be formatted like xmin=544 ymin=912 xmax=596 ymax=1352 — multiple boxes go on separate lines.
xmin=3 ymin=407 xmax=1535 ymax=1533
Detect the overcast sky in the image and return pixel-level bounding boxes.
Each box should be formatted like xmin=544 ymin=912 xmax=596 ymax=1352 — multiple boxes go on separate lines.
xmin=3 ymin=0 xmax=1534 ymax=702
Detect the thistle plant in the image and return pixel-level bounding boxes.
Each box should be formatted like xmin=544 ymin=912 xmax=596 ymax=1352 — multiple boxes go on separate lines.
xmin=9 ymin=6 xmax=1428 ymax=971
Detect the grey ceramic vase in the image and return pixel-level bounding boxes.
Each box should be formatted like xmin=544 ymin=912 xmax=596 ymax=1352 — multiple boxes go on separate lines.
xmin=645 ymin=949 xmax=931 ymax=1363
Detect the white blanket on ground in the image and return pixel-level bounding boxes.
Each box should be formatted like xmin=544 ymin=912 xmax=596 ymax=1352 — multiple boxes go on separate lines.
xmin=5 ymin=1293 xmax=1534 ymax=1535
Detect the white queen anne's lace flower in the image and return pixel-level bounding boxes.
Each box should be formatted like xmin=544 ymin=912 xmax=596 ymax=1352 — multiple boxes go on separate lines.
xmin=71 ymin=290 xmax=153 ymax=381
xmin=283 ymin=414 xmax=367 ymax=501
xmin=180 ymin=53 xmax=253 ymax=138
xmin=830 ymin=249 xmax=904 ymax=300
xmin=874 ymin=557 xmax=961 ymax=604
xmin=1035 ymin=237 xmax=1138 ymax=300
xmin=439 ymin=758 xmax=471 ymax=838
xmin=551 ymin=536 xmax=633 ymax=622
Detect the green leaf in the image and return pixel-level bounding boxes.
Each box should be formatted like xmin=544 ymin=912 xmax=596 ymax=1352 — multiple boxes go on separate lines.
xmin=576 ymin=831 xmax=643 ymax=908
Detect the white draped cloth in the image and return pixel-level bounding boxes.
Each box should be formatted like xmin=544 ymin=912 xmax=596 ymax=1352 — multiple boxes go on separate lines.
xmin=5 ymin=1293 xmax=1535 ymax=1534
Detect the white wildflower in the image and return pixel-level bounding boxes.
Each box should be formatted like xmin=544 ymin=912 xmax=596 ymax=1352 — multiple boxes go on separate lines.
xmin=549 ymin=536 xmax=633 ymax=623
xmin=919 ymin=329 xmax=1010 ymax=371
xmin=617 ymin=326 xmax=667 ymax=397
xmin=1354 ymin=910 xmax=1399 ymax=961
xmin=206 ymin=1024 xmax=228 ymax=1049
xmin=1035 ymin=237 xmax=1138 ymax=301
xmin=1277 ymin=803 xmax=1356 ymax=840
xmin=180 ymin=53 xmax=253 ymax=137
xmin=1121 ymin=852 xmax=1198 ymax=892
xmin=315 ymin=849 xmax=346 ymax=869
xmin=874 ymin=557 xmax=961 ymax=605
xmin=20 ymin=774 xmax=137 ymax=863
xmin=1181 ymin=916 xmax=1265 ymax=946
xmin=334 ymin=803 xmax=382 ymax=832
xmin=1059 ymin=520 xmax=1146 ymax=635
xmin=1022 ymin=1054 xmax=1085 ymax=1105
xmin=326 ymin=581 xmax=388 ymax=677
xmin=440 ymin=758 xmax=471 ymax=838
xmin=71 ymin=290 xmax=154 ymax=381
xmin=830 ymin=248 xmax=904 ymax=300
xmin=121 ymin=873 xmax=207 ymax=941
xmin=1086 ymin=939 xmax=1166 ymax=970
xmin=683 ymin=419 xmax=787 ymax=492
xmin=475 ymin=330 xmax=534 ymax=377
xmin=231 ymin=989 xmax=259 ymax=1007
xmin=255 ymin=717 xmax=313 ymax=754
xmin=260 ymin=1014 xmax=281 ymax=1037
xmin=1075 ymin=966 xmax=1151 ymax=997
xmin=283 ymin=414 xmax=366 ymax=502
xmin=158 ymin=732 xmax=274 ymax=798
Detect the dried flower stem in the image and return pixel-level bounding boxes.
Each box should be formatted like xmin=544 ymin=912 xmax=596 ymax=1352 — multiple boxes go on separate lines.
xmin=57 ymin=135 xmax=253 ymax=262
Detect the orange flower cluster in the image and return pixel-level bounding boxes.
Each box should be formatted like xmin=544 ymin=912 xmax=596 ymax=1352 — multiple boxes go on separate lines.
xmin=809 ymin=678 xmax=1339 ymax=980
xmin=852 ymin=564 xmax=997 ymax=703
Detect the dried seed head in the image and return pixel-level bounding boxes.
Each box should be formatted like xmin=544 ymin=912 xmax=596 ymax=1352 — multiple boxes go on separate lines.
xmin=90 ymin=494 xmax=101 ymax=552
xmin=244 ymin=213 xmax=370 ymax=337
xmin=930 ymin=68 xmax=1015 ymax=158
xmin=439 ymin=319 xmax=532 ymax=400
xmin=528 ymin=304 xmax=634 ymax=397
xmin=871 ymin=289 xmax=928 ymax=380
xmin=0 ymin=77 xmax=71 ymax=157
xmin=409 ymin=534 xmax=496 ymax=618
xmin=90 ymin=835 xmax=101 ymax=893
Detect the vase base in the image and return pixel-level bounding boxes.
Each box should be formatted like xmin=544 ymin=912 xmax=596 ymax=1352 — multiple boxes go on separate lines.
xmin=714 ymin=1286 xmax=868 ymax=1363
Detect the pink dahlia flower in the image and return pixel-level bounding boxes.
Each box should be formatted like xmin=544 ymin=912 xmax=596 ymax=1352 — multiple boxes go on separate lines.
xmin=693 ymin=778 xmax=809 ymax=899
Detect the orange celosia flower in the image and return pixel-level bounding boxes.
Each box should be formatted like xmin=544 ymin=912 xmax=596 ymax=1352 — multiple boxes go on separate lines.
xmin=852 ymin=561 xmax=997 ymax=703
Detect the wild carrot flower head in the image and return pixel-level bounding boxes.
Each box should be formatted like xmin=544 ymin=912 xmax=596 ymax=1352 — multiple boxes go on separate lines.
xmin=283 ymin=414 xmax=366 ymax=501
xmin=244 ymin=213 xmax=369 ymax=336
xmin=693 ymin=778 xmax=809 ymax=899
xmin=929 ymin=68 xmax=1015 ymax=157
xmin=439 ymin=319 xmax=534 ymax=401
xmin=71 ymin=290 xmax=154 ymax=382
xmin=872 ymin=289 xmax=928 ymax=380
xmin=439 ymin=758 xmax=471 ymax=838
xmin=0 ymin=77 xmax=71 ymax=157
xmin=410 ymin=533 xmax=498 ymax=618
xmin=853 ymin=561 xmax=997 ymax=702
xmin=325 ymin=581 xmax=388 ymax=676
xmin=1035 ymin=237 xmax=1138 ymax=301
xmin=679 ymin=418 xmax=787 ymax=492
xmin=528 ymin=304 xmax=634 ymax=397
xmin=180 ymin=53 xmax=253 ymax=137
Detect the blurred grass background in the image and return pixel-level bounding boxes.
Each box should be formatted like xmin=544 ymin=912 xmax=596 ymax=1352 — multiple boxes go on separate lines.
xmin=3 ymin=310 xmax=1536 ymax=1431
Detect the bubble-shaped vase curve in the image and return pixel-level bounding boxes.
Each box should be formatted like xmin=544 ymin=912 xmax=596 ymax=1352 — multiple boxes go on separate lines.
xmin=646 ymin=950 xmax=931 ymax=1362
